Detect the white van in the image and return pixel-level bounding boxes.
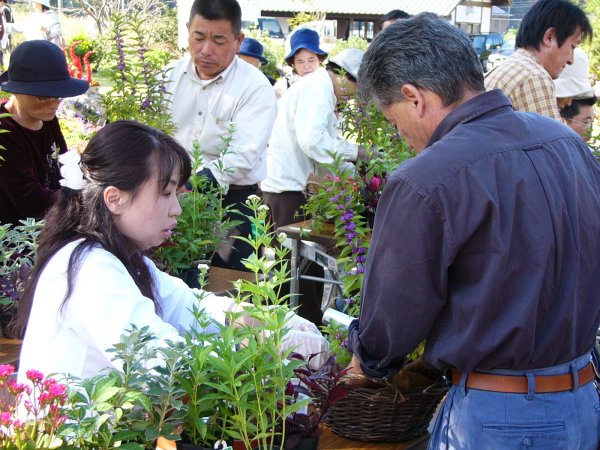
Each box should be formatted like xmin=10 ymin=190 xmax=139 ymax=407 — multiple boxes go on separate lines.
xmin=242 ymin=17 xmax=285 ymax=39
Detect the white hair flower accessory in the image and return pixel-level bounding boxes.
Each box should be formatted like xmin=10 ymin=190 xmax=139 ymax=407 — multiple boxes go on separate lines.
xmin=58 ymin=150 xmax=87 ymax=191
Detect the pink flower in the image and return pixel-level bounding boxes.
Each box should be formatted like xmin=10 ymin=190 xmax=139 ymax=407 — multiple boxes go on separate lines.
xmin=11 ymin=419 xmax=23 ymax=431
xmin=0 ymin=365 xmax=14 ymax=379
xmin=6 ymin=379 xmax=26 ymax=396
xmin=0 ymin=411 xmax=12 ymax=426
xmin=26 ymin=370 xmax=44 ymax=384
xmin=38 ymin=392 xmax=50 ymax=405
xmin=47 ymin=382 xmax=67 ymax=400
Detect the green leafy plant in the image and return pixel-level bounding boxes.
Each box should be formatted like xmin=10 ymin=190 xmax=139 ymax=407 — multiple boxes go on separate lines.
xmin=66 ymin=33 xmax=100 ymax=65
xmin=288 ymin=12 xmax=322 ymax=31
xmin=60 ymin=326 xmax=186 ymax=449
xmin=0 ymin=219 xmax=43 ymax=337
xmin=327 ymin=36 xmax=369 ymax=58
xmin=100 ymin=11 xmax=175 ymax=134
xmin=153 ymin=132 xmax=239 ymax=277
xmin=302 ymin=97 xmax=414 ymax=362
xmin=107 ymin=197 xmax=307 ymax=450
xmin=178 ymin=196 xmax=305 ymax=450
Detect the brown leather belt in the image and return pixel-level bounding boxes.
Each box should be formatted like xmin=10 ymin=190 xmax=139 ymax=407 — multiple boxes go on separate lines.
xmin=451 ymin=363 xmax=595 ymax=394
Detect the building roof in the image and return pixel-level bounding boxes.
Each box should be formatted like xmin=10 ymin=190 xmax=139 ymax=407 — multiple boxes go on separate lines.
xmin=260 ymin=0 xmax=462 ymax=17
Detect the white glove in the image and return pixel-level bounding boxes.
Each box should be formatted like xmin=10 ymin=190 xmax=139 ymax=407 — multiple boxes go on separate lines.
xmin=285 ymin=311 xmax=322 ymax=336
xmin=281 ymin=329 xmax=329 ymax=369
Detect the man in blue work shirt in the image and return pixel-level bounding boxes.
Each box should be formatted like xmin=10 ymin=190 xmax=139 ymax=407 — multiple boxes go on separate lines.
xmin=349 ymin=14 xmax=600 ymax=449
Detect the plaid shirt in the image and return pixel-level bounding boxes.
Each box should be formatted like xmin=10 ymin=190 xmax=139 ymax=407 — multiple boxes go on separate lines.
xmin=485 ymin=48 xmax=560 ymax=120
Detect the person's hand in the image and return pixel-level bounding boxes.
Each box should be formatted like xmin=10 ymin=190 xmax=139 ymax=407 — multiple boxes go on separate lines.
xmin=357 ymin=145 xmax=369 ymax=162
xmin=357 ymin=145 xmax=379 ymax=162
xmin=282 ymin=329 xmax=329 ymax=369
xmin=346 ymin=353 xmax=365 ymax=376
xmin=285 ymin=311 xmax=321 ymax=336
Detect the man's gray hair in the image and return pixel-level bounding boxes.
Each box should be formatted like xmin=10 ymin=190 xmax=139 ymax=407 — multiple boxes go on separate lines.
xmin=358 ymin=13 xmax=484 ymax=107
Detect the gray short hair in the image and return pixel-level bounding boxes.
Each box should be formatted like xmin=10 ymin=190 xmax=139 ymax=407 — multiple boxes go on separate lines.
xmin=358 ymin=13 xmax=484 ymax=107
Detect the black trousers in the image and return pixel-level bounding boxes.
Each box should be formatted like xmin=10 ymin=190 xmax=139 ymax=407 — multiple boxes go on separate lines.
xmin=211 ymin=186 xmax=257 ymax=272
xmin=262 ymin=191 xmax=324 ymax=326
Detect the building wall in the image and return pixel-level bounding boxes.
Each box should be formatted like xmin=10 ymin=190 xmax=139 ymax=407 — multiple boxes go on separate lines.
xmin=453 ymin=1 xmax=494 ymax=34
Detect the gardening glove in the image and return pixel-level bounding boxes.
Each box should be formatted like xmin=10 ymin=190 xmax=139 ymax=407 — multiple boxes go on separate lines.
xmin=285 ymin=311 xmax=322 ymax=336
xmin=282 ymin=329 xmax=329 ymax=370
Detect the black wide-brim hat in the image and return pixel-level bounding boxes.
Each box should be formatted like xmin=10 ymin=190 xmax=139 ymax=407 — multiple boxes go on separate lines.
xmin=0 ymin=40 xmax=89 ymax=98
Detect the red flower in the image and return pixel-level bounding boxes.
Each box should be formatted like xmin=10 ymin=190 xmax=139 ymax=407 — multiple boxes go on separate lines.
xmin=83 ymin=50 xmax=95 ymax=83
xmin=69 ymin=41 xmax=83 ymax=79
xmin=367 ymin=176 xmax=381 ymax=193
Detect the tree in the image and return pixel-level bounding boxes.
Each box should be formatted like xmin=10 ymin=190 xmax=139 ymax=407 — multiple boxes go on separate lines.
xmin=71 ymin=0 xmax=165 ymax=35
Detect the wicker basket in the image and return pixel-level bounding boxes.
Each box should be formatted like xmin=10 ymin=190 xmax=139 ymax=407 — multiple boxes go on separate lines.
xmin=312 ymin=374 xmax=448 ymax=442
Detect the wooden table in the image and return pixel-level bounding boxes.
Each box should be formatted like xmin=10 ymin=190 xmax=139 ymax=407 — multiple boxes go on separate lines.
xmin=205 ymin=266 xmax=259 ymax=296
xmin=0 ymin=337 xmax=22 ymax=368
xmin=318 ymin=428 xmax=429 ymax=450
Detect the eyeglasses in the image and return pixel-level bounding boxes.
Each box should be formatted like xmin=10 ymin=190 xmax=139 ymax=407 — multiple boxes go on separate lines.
xmin=567 ymin=117 xmax=594 ymax=130
xmin=34 ymin=95 xmax=63 ymax=104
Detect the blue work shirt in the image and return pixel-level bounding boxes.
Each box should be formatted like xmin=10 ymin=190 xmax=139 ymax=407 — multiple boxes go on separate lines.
xmin=349 ymin=89 xmax=600 ymax=378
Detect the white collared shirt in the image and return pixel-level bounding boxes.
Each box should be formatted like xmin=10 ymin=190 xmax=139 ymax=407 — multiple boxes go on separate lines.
xmin=261 ymin=67 xmax=358 ymax=193
xmin=165 ymin=55 xmax=277 ymax=190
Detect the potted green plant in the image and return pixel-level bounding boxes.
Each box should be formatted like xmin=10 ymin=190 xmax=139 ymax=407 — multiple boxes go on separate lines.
xmin=0 ymin=219 xmax=43 ymax=338
xmin=153 ymin=142 xmax=238 ymax=287
xmin=178 ymin=196 xmax=305 ymax=450
xmin=60 ymin=326 xmax=188 ymax=449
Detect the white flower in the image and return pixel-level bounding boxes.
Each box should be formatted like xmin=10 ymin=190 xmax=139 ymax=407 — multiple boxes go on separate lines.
xmin=58 ymin=150 xmax=87 ymax=190
xmin=246 ymin=194 xmax=260 ymax=204
xmin=58 ymin=149 xmax=81 ymax=165
xmin=258 ymin=204 xmax=269 ymax=211
xmin=277 ymin=232 xmax=287 ymax=243
xmin=197 ymin=263 xmax=210 ymax=272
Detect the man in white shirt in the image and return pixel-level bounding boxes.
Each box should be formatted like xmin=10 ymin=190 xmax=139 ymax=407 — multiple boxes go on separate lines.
xmin=164 ymin=0 xmax=276 ymax=271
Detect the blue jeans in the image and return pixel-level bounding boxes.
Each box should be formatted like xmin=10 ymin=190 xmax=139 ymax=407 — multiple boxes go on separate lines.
xmin=429 ymin=353 xmax=600 ymax=449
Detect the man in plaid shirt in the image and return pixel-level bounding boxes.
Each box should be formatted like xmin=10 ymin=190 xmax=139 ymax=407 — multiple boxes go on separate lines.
xmin=485 ymin=0 xmax=592 ymax=119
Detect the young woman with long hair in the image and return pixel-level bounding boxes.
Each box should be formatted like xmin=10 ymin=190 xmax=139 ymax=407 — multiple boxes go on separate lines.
xmin=12 ymin=120 xmax=326 ymax=381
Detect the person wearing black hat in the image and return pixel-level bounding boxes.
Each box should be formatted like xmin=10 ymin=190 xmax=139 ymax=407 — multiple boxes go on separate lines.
xmin=0 ymin=40 xmax=89 ymax=224
xmin=237 ymin=37 xmax=275 ymax=85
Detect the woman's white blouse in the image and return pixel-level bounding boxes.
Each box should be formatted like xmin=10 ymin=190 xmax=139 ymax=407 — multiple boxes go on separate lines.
xmin=18 ymin=241 xmax=231 ymax=381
